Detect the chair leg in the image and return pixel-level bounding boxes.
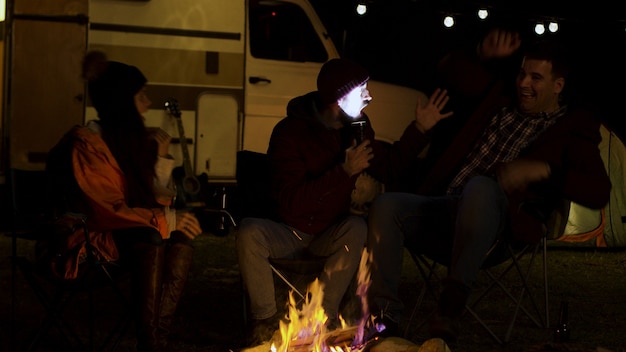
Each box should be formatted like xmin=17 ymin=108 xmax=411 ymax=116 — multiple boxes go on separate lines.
xmin=404 ymin=251 xmax=441 ymax=338
xmin=241 ymin=276 xmax=250 ymax=334
xmin=270 ymin=264 xmax=306 ymax=301
xmin=96 ymin=265 xmax=132 ymax=352
xmin=469 ymin=242 xmax=545 ymax=344
xmin=503 ymin=245 xmax=539 ymax=342
xmin=10 ymin=236 xmax=18 ymax=352
xmin=15 ymin=256 xmax=89 ymax=351
xmin=543 ymin=236 xmax=550 ymax=328
xmin=408 ymin=241 xmax=548 ymax=345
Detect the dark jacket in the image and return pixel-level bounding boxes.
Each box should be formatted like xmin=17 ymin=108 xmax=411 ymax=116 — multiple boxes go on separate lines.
xmin=417 ymin=48 xmax=612 ymax=243
xmin=268 ymin=91 xmax=429 ymax=236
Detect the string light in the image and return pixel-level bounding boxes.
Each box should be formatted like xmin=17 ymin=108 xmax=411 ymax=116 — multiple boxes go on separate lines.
xmin=548 ymin=21 xmax=559 ymax=32
xmin=535 ymin=23 xmax=546 ymax=35
xmin=356 ymin=3 xmax=368 ymax=16
xmin=477 ymin=8 xmax=489 ymax=20
xmin=443 ymin=15 xmax=455 ymax=28
xmin=425 ymin=4 xmax=626 ymax=38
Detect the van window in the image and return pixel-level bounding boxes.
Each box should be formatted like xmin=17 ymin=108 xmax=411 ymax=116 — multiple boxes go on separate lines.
xmin=249 ymin=2 xmax=328 ymax=63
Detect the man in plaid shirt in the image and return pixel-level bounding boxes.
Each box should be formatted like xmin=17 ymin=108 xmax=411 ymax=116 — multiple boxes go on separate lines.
xmin=366 ymin=28 xmax=611 ymax=343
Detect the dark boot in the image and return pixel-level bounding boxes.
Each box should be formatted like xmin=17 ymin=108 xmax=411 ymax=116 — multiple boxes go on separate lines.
xmin=158 ymin=241 xmax=194 ymax=350
xmin=428 ymin=278 xmax=470 ymax=343
xmin=131 ymin=242 xmax=166 ymax=352
xmin=245 ymin=313 xmax=282 ymax=347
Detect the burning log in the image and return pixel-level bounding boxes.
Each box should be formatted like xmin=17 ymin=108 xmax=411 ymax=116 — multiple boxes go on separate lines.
xmin=285 ymin=326 xmax=368 ymax=352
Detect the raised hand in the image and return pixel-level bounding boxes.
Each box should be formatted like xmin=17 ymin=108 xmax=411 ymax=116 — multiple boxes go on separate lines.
xmin=479 ymin=29 xmax=521 ymax=60
xmin=415 ymin=88 xmax=454 ymax=133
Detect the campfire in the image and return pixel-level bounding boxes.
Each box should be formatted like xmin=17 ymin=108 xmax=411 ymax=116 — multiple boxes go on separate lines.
xmin=241 ymin=248 xmax=452 ymax=352
xmin=247 ymin=249 xmax=384 ymax=352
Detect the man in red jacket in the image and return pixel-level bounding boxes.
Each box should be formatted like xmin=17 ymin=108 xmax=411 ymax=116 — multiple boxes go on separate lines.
xmin=366 ymin=29 xmax=612 ymax=343
xmin=236 ymin=58 xmax=452 ymax=346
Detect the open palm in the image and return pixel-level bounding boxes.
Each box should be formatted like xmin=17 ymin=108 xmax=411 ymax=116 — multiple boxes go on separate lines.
xmin=415 ymin=88 xmax=454 ymax=133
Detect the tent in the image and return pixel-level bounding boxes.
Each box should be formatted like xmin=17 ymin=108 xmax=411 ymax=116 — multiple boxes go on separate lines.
xmin=549 ymin=124 xmax=626 ymax=247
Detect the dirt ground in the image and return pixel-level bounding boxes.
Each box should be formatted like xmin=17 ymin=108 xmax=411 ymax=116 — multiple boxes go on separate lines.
xmin=1 ymin=229 xmax=626 ymax=352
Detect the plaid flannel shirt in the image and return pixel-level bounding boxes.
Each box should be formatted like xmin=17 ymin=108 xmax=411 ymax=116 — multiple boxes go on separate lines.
xmin=446 ymin=105 xmax=567 ymax=195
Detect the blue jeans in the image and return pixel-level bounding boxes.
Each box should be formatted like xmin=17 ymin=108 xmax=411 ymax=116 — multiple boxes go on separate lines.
xmin=236 ymin=216 xmax=367 ymax=321
xmin=367 ymin=176 xmax=509 ymax=323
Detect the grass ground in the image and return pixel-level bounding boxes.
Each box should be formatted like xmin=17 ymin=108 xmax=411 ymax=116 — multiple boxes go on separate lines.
xmin=1 ymin=229 xmax=625 ymax=352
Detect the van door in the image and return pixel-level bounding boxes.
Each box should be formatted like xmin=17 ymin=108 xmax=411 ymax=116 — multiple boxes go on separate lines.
xmin=242 ymin=0 xmax=339 ymax=153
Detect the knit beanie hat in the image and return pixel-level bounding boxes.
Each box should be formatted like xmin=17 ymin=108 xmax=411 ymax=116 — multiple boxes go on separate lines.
xmin=82 ymin=51 xmax=147 ymax=121
xmin=317 ymin=58 xmax=370 ymax=105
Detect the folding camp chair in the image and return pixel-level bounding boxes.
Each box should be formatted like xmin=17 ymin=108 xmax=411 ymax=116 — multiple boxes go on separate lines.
xmin=8 ymin=168 xmax=131 ymax=352
xmin=235 ymin=150 xmax=329 ymax=327
xmin=405 ymin=199 xmax=570 ymax=345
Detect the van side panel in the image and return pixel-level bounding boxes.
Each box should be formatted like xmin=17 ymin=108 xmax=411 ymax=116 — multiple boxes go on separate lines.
xmin=87 ymin=45 xmax=244 ymax=88
xmin=87 ymin=0 xmax=246 ymax=180
xmin=89 ymin=0 xmax=245 ymax=37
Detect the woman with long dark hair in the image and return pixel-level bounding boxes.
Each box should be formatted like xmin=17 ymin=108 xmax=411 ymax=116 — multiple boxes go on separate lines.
xmin=48 ymin=51 xmax=202 ymax=351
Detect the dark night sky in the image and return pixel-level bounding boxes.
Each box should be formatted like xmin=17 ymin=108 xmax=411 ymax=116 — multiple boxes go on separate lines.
xmin=309 ymin=0 xmax=626 ymax=86
xmin=309 ymin=0 xmax=626 ymax=137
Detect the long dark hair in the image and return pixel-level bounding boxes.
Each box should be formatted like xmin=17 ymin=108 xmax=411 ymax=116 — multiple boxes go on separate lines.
xmin=82 ymin=51 xmax=159 ymax=208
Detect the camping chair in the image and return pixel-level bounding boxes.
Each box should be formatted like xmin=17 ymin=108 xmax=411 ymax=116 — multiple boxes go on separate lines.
xmin=8 ymin=168 xmax=131 ymax=352
xmin=405 ymin=199 xmax=570 ymax=345
xmin=235 ymin=150 xmax=329 ymax=327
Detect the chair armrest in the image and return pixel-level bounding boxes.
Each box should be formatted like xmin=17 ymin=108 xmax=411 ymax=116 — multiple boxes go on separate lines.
xmin=520 ymin=198 xmax=571 ymax=240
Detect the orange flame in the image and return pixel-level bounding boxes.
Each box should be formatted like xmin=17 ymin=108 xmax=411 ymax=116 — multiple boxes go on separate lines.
xmin=270 ymin=249 xmax=376 ymax=352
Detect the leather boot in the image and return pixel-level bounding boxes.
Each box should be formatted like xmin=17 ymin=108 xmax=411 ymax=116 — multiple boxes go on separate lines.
xmin=131 ymin=242 xmax=166 ymax=352
xmin=158 ymin=241 xmax=194 ymax=350
xmin=428 ymin=278 xmax=470 ymax=343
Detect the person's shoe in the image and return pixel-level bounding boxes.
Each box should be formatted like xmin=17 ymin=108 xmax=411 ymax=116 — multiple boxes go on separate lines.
xmin=246 ymin=316 xmax=281 ymax=347
xmin=373 ymin=316 xmax=399 ymax=338
xmin=428 ymin=313 xmax=460 ymax=343
xmin=427 ymin=278 xmax=469 ymax=343
xmin=326 ymin=317 xmax=341 ymax=332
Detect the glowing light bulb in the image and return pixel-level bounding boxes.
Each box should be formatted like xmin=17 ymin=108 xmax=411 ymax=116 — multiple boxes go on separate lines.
xmin=443 ymin=15 xmax=455 ymax=28
xmin=477 ymin=9 xmax=488 ymax=20
xmin=356 ymin=4 xmax=367 ymax=16
xmin=548 ymin=22 xmax=559 ymax=32
xmin=535 ymin=23 xmax=545 ymax=35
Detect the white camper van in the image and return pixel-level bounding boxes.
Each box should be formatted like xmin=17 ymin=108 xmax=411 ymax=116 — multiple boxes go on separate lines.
xmin=86 ymin=0 xmax=423 ymax=184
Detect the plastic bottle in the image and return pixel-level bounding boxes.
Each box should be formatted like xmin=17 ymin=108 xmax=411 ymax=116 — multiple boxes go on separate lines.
xmin=554 ymin=300 xmax=570 ymax=342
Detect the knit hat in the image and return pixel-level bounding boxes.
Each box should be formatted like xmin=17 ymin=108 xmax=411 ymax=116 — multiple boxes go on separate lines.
xmin=82 ymin=51 xmax=147 ymax=121
xmin=317 ymin=58 xmax=370 ymax=105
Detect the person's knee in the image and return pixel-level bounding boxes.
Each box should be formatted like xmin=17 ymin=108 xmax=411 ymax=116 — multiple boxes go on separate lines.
xmin=169 ymin=230 xmax=194 ymax=248
xmin=463 ymin=176 xmax=502 ymax=200
xmin=235 ymin=218 xmax=269 ymax=255
xmin=369 ymin=193 xmax=401 ymax=220
xmin=368 ymin=193 xmax=409 ymax=245
xmin=140 ymin=228 xmax=164 ymax=245
xmin=343 ymin=216 xmax=368 ymax=246
xmin=461 ymin=176 xmax=507 ymax=214
xmin=114 ymin=226 xmax=164 ymax=246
